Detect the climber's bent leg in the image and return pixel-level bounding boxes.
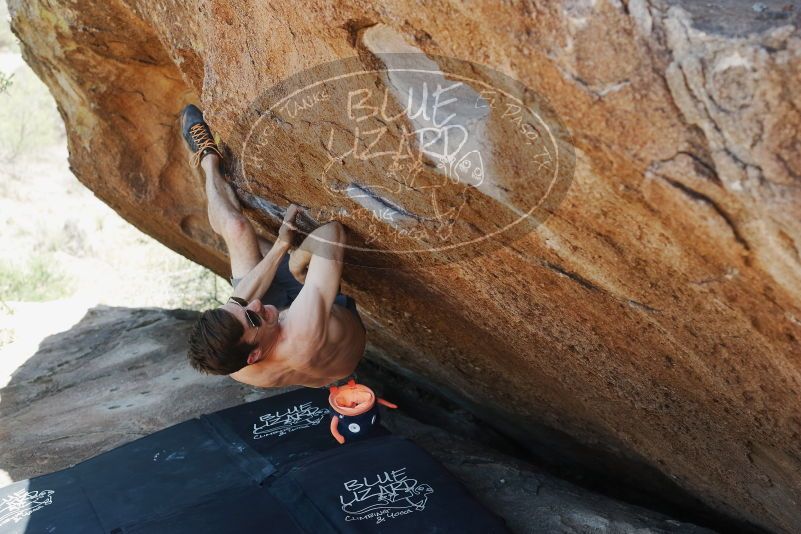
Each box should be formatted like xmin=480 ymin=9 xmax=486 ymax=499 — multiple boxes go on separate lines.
xmin=200 ymin=154 xmax=262 ymax=278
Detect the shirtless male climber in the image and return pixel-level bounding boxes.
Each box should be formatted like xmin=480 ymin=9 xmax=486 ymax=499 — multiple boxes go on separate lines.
xmin=181 ymin=105 xmax=366 ymax=388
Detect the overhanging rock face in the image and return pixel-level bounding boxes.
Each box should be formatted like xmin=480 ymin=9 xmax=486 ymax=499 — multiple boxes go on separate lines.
xmin=9 ymin=1 xmax=801 ymax=531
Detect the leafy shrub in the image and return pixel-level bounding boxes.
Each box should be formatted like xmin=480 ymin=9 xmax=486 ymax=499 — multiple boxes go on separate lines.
xmin=0 ymin=256 xmax=75 ymax=302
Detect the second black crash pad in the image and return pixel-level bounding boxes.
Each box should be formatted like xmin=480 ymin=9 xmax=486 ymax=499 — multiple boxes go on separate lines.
xmin=0 ymin=387 xmax=508 ymax=533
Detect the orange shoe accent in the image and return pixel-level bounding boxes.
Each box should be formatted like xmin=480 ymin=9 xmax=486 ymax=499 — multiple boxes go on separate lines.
xmin=188 ymin=123 xmax=222 ymax=167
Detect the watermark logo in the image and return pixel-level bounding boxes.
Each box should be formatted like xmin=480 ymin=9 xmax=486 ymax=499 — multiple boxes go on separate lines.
xmin=239 ymin=55 xmax=574 ymax=266
xmin=338 ymin=467 xmax=433 ymax=524
xmin=252 ymin=402 xmax=330 ymax=439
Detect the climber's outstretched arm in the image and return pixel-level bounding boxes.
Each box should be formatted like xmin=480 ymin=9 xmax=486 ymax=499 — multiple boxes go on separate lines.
xmin=230 ymin=242 xmax=289 ymax=302
xmin=282 ymin=222 xmax=346 ymax=355
xmin=230 ymin=205 xmax=298 ymax=302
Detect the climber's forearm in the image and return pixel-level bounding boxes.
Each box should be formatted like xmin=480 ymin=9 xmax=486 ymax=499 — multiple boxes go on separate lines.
xmin=231 ymin=241 xmax=291 ymax=302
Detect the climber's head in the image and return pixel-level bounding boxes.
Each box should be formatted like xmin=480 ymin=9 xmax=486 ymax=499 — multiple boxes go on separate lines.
xmin=187 ymin=297 xmax=280 ymax=375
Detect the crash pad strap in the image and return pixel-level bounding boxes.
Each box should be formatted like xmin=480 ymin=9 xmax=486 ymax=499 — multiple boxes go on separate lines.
xmin=200 ymin=412 xmax=277 ymax=484
xmin=267 ymin=476 xmax=338 ymax=534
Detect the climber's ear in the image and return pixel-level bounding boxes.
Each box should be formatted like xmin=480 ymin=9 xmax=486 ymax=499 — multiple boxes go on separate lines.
xmin=246 ymin=348 xmax=262 ymax=365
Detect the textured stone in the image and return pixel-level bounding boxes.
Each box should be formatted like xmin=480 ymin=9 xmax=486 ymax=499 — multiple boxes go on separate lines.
xmin=7 ymin=1 xmax=801 ymax=531
xmin=0 ymin=307 xmax=270 ymax=478
xmin=381 ymin=410 xmax=716 ymax=534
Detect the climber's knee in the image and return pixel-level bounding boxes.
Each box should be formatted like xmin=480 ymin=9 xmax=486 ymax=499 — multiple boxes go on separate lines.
xmin=221 ymin=214 xmax=255 ymax=243
xmin=221 ymin=215 xmax=262 ymax=278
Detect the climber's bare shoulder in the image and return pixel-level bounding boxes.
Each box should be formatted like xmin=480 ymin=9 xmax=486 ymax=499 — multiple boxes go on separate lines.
xmin=230 ymin=304 xmax=365 ymax=388
xmin=229 ymin=357 xmax=318 ymax=389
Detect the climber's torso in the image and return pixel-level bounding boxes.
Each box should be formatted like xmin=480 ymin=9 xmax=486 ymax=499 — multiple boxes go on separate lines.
xmin=231 ymin=303 xmax=365 ymax=388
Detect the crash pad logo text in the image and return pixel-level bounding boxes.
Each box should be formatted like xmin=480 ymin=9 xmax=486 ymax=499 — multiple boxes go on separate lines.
xmin=252 ymin=402 xmax=330 ymax=439
xmin=339 ymin=467 xmax=433 ymax=524
xmin=0 ymin=489 xmax=54 ymax=526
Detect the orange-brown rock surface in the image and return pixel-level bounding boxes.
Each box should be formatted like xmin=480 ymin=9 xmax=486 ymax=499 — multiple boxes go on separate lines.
xmin=8 ymin=0 xmax=801 ymax=531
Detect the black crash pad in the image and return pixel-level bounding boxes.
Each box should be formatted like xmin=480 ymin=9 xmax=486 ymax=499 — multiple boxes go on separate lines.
xmin=269 ymin=435 xmax=509 ymax=532
xmin=201 ymin=387 xmax=388 ymax=471
xmin=0 ymin=469 xmax=102 ymax=533
xmin=0 ymin=388 xmax=508 ymax=533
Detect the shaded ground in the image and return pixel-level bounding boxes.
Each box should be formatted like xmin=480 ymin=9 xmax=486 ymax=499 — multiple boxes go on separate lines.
xmin=0 ymin=305 xmax=716 ymax=533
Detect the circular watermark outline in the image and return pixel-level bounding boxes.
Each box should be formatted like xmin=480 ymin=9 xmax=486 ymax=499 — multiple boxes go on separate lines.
xmin=236 ymin=55 xmax=575 ymax=267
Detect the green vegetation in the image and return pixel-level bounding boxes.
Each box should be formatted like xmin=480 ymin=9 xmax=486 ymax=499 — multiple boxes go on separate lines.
xmin=0 ymin=3 xmax=61 ymax=161
xmin=0 ymin=3 xmax=17 ymax=96
xmin=0 ymin=256 xmax=74 ymax=302
xmin=0 ymin=64 xmax=63 ymax=162
xmin=0 ymin=2 xmax=225 ymax=351
xmin=0 ymin=71 xmax=11 ymax=94
xmin=0 ymin=3 xmax=17 ymax=52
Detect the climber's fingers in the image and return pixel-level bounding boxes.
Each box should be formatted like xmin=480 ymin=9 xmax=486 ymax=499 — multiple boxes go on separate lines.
xmin=278 ymin=204 xmax=299 ymax=244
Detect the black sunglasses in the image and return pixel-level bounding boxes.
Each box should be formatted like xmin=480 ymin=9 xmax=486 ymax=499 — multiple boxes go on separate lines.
xmin=227 ymin=297 xmax=262 ymax=328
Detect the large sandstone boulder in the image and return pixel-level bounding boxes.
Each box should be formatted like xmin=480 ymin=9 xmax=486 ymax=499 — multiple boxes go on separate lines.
xmin=7 ymin=0 xmax=800 ymax=531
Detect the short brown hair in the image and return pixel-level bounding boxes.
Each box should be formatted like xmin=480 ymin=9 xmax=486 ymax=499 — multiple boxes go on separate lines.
xmin=187 ymin=308 xmax=256 ymax=375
